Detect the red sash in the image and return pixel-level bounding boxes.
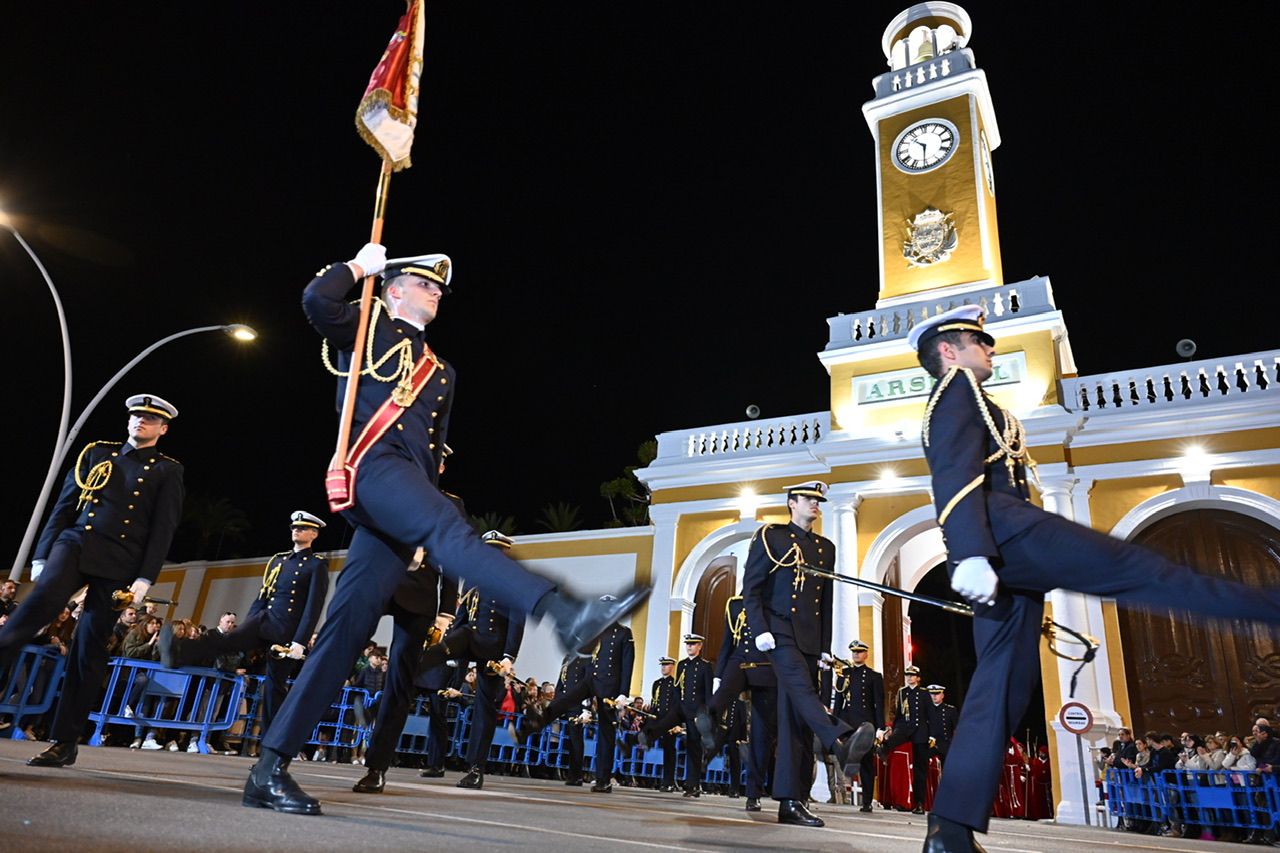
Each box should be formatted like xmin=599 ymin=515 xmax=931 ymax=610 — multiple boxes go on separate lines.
xmin=325 ymin=347 xmax=441 ymax=512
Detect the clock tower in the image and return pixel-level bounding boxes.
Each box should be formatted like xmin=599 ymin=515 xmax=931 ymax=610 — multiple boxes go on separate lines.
xmin=865 ymin=3 xmax=1003 ymax=306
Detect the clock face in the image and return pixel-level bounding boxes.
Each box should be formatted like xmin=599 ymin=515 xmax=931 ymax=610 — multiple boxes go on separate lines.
xmin=980 ymin=130 xmax=995 ymax=195
xmin=892 ymin=119 xmax=959 ymax=174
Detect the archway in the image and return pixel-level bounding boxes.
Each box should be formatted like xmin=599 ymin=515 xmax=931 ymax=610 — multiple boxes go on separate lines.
xmin=692 ymin=558 xmax=737 ymax=662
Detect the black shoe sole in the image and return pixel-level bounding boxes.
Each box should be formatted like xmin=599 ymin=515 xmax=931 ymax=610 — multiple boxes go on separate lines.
xmin=352 ymin=785 xmax=384 ymax=794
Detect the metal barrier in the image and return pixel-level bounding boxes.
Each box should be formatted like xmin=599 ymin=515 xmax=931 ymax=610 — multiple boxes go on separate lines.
xmin=1106 ymin=767 xmax=1280 ymax=837
xmin=0 ymin=644 xmax=67 ymax=738
xmin=304 ymin=686 xmax=373 ymax=756
xmin=87 ymin=658 xmax=245 ymax=753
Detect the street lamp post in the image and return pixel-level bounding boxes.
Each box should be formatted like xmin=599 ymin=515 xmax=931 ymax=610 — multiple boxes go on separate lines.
xmin=3 ymin=212 xmax=74 ymax=580
xmin=8 ymin=322 xmax=258 ymax=580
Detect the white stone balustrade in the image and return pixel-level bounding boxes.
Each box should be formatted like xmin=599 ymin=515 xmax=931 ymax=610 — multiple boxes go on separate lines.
xmin=655 ymin=412 xmax=830 ymax=461
xmin=1061 ymin=350 xmax=1280 ymax=414
xmin=825 ymin=277 xmax=1056 ymax=351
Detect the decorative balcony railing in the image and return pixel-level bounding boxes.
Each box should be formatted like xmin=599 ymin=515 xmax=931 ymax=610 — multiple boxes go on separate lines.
xmin=655 ymin=412 xmax=830 ymax=461
xmin=1061 ymin=350 xmax=1280 ymax=414
xmin=825 ymin=277 xmax=1056 ymax=351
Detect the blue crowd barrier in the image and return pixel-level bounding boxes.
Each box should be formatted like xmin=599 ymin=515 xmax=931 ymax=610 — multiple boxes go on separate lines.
xmin=87 ymin=658 xmax=244 ymax=753
xmin=1106 ymin=767 xmax=1280 ymax=836
xmin=304 ymin=685 xmax=372 ymax=754
xmin=0 ymin=644 xmax=67 ymax=738
xmin=233 ymin=674 xmax=267 ymax=747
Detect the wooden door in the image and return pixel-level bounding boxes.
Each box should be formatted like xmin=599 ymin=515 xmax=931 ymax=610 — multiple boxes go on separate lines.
xmin=1119 ymin=509 xmax=1280 ymax=735
xmin=693 ymin=558 xmax=737 ymax=663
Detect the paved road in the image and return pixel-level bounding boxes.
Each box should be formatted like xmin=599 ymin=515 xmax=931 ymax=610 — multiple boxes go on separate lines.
xmin=0 ymin=740 xmax=1216 ymax=852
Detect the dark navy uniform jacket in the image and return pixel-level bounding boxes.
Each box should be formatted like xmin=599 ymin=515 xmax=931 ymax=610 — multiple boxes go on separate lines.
xmin=927 ymin=701 xmax=960 ymax=754
xmin=36 ymin=441 xmax=184 ymax=583
xmin=922 ymin=368 xmax=1041 ymax=564
xmin=446 ymin=588 xmax=523 ymax=663
xmin=714 ymin=596 xmax=775 ymax=688
xmin=248 ymin=547 xmax=330 ymax=646
xmin=556 ymin=654 xmax=590 ymax=699
xmin=742 ymin=522 xmax=834 ymax=656
xmin=650 ymin=674 xmax=676 ymax=718
xmin=302 ymin=263 xmax=455 ymax=481
xmin=589 ymin=624 xmax=634 ymax=697
xmin=833 ymin=663 xmax=885 ymax=728
xmin=893 ymin=685 xmax=931 ymax=742
xmin=675 ymin=656 xmax=714 ymax=714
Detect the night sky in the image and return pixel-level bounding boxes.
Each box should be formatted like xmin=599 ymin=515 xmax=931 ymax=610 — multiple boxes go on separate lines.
xmin=2 ymin=2 xmax=1271 ymax=562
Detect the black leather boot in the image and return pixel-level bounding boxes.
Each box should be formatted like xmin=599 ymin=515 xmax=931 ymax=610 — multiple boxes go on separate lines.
xmin=457 ymin=766 xmax=484 ymax=789
xmin=590 ymin=780 xmax=613 ymax=793
xmin=745 ymin=796 xmax=761 ymax=812
xmin=419 ymin=766 xmax=444 ymax=778
xmin=352 ymin=768 xmax=386 ymax=793
xmin=777 ymin=798 xmax=823 ymax=827
xmin=242 ymin=749 xmax=322 ymax=814
xmin=832 ymin=722 xmax=877 ymax=776
xmin=922 ymin=813 xmax=986 ymax=852
xmin=28 ymin=741 xmax=77 ymax=767
xmin=534 ymin=586 xmax=651 ymax=653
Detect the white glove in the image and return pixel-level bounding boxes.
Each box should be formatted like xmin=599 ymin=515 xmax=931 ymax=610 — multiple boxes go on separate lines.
xmin=348 ymin=242 xmax=387 ymax=279
xmin=129 ymin=578 xmax=152 ymax=603
xmin=434 ymin=614 xmax=453 ymax=633
xmin=712 ymin=678 xmax=721 ymax=693
xmin=876 ymin=728 xmax=888 ymax=741
xmin=576 ymin=710 xmax=593 ymax=724
xmin=951 ymin=557 xmax=998 ymax=605
xmin=30 ymin=559 xmax=45 ymax=581
xmin=820 ymin=652 xmax=834 ymax=664
xmin=615 ymin=694 xmax=630 ymax=708
xmin=287 ymin=642 xmax=306 ymax=660
xmin=754 ymin=632 xmax=776 ymax=652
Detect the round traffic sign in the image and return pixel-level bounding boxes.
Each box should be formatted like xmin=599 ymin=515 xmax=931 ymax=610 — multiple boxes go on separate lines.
xmin=1059 ymin=701 xmax=1093 ymax=735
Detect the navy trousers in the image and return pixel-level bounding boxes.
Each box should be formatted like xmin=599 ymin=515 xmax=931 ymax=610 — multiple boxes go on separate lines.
xmin=543 ymin=681 xmax=618 ymax=782
xmin=769 ymin=639 xmax=853 ymax=800
xmin=362 ymin=603 xmax=432 ymax=772
xmin=263 ymin=452 xmax=554 ymax=757
xmin=0 ymin=542 xmax=120 ymax=744
xmin=746 ymin=688 xmax=778 ymax=798
xmin=935 ymin=512 xmax=1280 ymax=833
xmin=707 ymin=665 xmax=776 ymax=798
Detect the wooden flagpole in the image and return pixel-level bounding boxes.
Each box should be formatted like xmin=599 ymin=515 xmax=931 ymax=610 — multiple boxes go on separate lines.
xmin=326 ymin=160 xmax=393 ymax=507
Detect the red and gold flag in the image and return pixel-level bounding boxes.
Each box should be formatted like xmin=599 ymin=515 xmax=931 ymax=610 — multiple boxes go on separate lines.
xmin=355 ymin=1 xmax=425 ymax=171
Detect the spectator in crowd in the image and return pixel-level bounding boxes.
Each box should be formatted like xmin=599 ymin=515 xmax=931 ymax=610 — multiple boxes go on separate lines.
xmin=110 ymin=606 xmax=139 ymax=654
xmin=1126 ymin=736 xmax=1150 ymax=774
xmin=462 ymin=665 xmax=477 ymax=697
xmin=1175 ymin=733 xmax=1206 ymax=770
xmin=5 ymin=605 xmax=78 ymax=740
xmin=1250 ymin=722 xmax=1280 ymax=772
xmin=1105 ymin=727 xmax=1137 ymax=770
xmin=350 ymin=649 xmax=387 ymax=764
xmin=1222 ymin=736 xmax=1257 ymax=771
xmin=0 ymin=580 xmax=19 ymax=618
xmin=120 ymin=615 xmax=173 ymax=751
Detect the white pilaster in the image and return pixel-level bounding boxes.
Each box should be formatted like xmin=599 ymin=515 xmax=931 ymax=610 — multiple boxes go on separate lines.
xmin=826 ymin=486 xmax=863 ymax=656
xmin=641 ymin=504 xmax=682 ymax=691
xmin=1038 ymin=475 xmax=1122 ymax=826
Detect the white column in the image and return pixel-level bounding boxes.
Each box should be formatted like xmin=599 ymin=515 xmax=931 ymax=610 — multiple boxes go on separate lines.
xmin=1039 ymin=475 xmax=1121 ymax=826
xmin=826 ymin=486 xmax=862 ymax=656
xmin=641 ymin=504 xmax=682 ymax=691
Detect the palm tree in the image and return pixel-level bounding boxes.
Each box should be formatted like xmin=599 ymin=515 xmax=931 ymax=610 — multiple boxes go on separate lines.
xmin=470 ymin=511 xmax=517 ymax=536
xmin=181 ymin=494 xmax=251 ymax=560
xmin=537 ymin=501 xmax=583 ymax=533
